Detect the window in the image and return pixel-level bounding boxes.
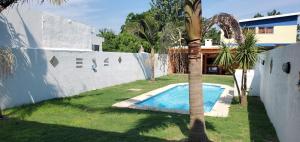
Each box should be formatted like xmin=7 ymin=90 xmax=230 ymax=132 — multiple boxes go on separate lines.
xmin=243 ymin=27 xmax=256 ymax=34
xmin=92 ymin=44 xmax=100 ymax=51
xmin=258 ymin=27 xmax=266 ymax=34
xmin=258 ymin=27 xmax=274 ymax=34
xmin=266 ymin=27 xmax=274 ymax=34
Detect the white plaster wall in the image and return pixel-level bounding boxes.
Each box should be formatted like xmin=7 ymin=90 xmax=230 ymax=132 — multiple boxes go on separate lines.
xmin=234 ymin=69 xmax=257 ymax=96
xmin=0 ymin=48 xmax=168 ymax=109
xmin=0 ymin=7 xmax=103 ymax=50
xmin=251 ymin=43 xmax=300 ymax=142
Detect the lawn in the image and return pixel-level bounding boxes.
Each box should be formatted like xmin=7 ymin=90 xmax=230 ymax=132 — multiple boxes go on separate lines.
xmin=0 ymin=74 xmax=278 ymax=142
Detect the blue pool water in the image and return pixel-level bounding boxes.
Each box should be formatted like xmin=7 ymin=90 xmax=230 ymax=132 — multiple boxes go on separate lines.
xmin=136 ymin=85 xmax=224 ymax=113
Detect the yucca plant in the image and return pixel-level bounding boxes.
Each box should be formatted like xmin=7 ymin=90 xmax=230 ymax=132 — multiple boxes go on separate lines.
xmin=214 ymin=43 xmax=242 ymax=102
xmin=236 ymin=31 xmax=259 ymax=106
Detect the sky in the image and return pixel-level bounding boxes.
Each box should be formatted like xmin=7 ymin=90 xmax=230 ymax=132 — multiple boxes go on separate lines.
xmin=24 ymin=0 xmax=300 ymax=33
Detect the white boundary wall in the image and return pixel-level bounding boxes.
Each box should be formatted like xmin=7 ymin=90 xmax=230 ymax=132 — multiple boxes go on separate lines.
xmin=251 ymin=44 xmax=300 ymax=142
xmin=0 ymin=7 xmax=168 ymax=109
xmin=234 ymin=69 xmax=256 ymax=96
xmin=0 ymin=48 xmax=168 ymax=109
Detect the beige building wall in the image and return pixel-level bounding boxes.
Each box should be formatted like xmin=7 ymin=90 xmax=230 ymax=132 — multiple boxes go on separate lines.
xmin=221 ymin=25 xmax=298 ymax=44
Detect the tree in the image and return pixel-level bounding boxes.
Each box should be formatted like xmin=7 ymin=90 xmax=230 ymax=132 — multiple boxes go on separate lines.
xmin=151 ymin=0 xmax=185 ymax=28
xmin=203 ymin=27 xmax=221 ymax=45
xmin=236 ymin=31 xmax=259 ymax=106
xmin=0 ymin=0 xmax=65 ymax=12
xmin=253 ymin=13 xmax=264 ymax=18
xmin=98 ymin=29 xmax=118 ymax=51
xmin=214 ymin=43 xmax=242 ymax=103
xmin=184 ymin=0 xmax=207 ymax=141
xmin=123 ymin=15 xmax=160 ymax=81
xmin=267 ymin=9 xmax=281 ymax=16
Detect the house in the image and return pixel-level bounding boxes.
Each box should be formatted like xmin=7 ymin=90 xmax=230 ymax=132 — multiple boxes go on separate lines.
xmin=221 ymin=12 xmax=300 ymax=48
xmin=0 ymin=7 xmax=104 ymax=51
xmin=169 ymin=12 xmax=300 ymax=75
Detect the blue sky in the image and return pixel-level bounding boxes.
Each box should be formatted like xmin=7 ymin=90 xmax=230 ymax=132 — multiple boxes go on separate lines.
xmin=27 ymin=0 xmax=300 ymax=33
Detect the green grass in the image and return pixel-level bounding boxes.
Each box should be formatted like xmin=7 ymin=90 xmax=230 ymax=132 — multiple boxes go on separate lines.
xmin=0 ymin=74 xmax=278 ymax=142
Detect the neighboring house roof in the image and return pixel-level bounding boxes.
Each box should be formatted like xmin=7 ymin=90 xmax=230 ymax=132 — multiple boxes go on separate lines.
xmin=239 ymin=12 xmax=300 ymax=23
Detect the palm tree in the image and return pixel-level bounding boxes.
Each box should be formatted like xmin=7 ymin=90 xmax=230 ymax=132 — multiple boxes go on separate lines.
xmin=0 ymin=0 xmax=65 ymax=12
xmin=184 ymin=0 xmax=207 ymax=141
xmin=214 ymin=43 xmax=242 ymax=103
xmin=236 ymin=31 xmax=259 ymax=105
xmin=123 ymin=17 xmax=160 ymax=81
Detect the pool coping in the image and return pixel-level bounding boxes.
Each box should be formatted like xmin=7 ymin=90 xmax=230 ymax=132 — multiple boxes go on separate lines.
xmin=112 ymin=83 xmax=234 ymax=117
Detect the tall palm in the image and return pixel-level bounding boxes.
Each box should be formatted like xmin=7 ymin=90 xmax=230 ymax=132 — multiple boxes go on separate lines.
xmin=0 ymin=0 xmax=66 ymax=12
xmin=236 ymin=31 xmax=259 ymax=105
xmin=124 ymin=17 xmax=160 ymax=81
xmin=184 ymin=0 xmax=207 ymax=141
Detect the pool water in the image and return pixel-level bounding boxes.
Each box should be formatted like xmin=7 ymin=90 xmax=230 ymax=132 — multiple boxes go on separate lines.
xmin=136 ymin=85 xmax=224 ymax=113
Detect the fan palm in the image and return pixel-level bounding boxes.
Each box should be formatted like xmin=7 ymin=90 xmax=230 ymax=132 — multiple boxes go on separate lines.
xmin=0 ymin=0 xmax=66 ymax=12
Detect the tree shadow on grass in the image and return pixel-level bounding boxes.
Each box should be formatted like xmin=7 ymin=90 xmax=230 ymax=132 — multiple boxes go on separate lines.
xmin=247 ymin=96 xmax=279 ymax=142
xmin=102 ymin=107 xmax=217 ymax=137
xmin=6 ymin=99 xmax=217 ymax=141
xmin=0 ymin=118 xmax=177 ymax=142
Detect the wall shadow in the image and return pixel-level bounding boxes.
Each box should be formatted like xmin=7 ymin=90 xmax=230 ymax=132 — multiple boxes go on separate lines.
xmin=0 ymin=10 xmax=59 ymax=117
xmin=247 ymin=97 xmax=279 ymax=142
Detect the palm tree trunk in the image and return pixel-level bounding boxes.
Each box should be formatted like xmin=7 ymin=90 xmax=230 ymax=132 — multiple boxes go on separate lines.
xmin=150 ymin=48 xmax=155 ymax=81
xmin=188 ymin=42 xmax=207 ymax=142
xmin=241 ymin=69 xmax=247 ymax=106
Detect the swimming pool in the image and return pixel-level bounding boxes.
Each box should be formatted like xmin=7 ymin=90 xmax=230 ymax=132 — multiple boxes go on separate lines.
xmin=135 ymin=84 xmax=224 ymax=113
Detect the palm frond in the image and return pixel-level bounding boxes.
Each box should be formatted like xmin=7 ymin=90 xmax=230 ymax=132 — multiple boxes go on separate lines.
xmin=214 ymin=42 xmax=234 ymax=71
xmin=236 ymin=32 xmax=258 ymax=69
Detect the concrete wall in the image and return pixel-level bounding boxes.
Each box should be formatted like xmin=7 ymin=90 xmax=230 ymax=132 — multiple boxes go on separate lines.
xmin=0 ymin=48 xmax=168 ymax=109
xmin=0 ymin=7 xmax=103 ymax=51
xmin=251 ymin=44 xmax=300 ymax=142
xmin=234 ymin=69 xmax=257 ymax=96
xmin=221 ymin=25 xmax=298 ymax=44
xmin=0 ymin=7 xmax=168 ymax=109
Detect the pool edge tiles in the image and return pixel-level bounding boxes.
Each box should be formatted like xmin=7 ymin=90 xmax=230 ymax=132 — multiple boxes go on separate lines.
xmin=112 ymin=83 xmax=234 ymax=117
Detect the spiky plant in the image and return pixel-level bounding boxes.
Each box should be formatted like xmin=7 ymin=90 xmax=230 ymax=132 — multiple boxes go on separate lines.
xmin=214 ymin=43 xmax=242 ymax=102
xmin=236 ymin=31 xmax=259 ymax=105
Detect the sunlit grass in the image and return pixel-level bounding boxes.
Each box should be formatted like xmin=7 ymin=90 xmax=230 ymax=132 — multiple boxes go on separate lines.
xmin=0 ymin=74 xmax=277 ymax=142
